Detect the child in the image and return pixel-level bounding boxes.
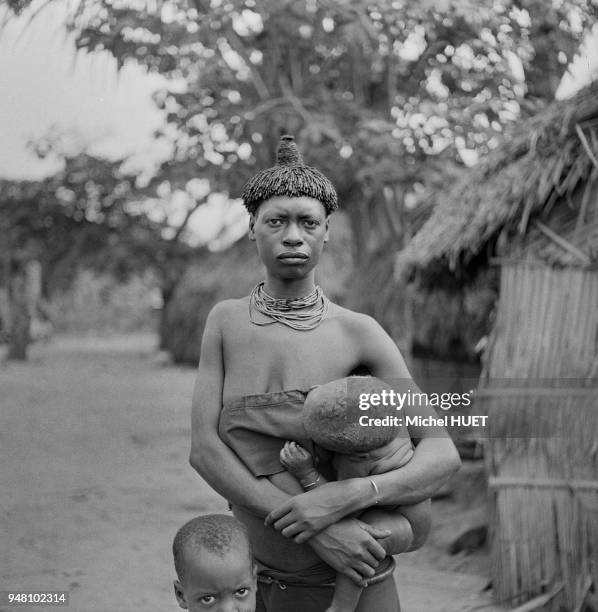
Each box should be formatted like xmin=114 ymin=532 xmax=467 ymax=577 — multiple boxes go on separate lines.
xmin=173 ymin=514 xmax=257 ymax=612
xmin=280 ymin=376 xmax=430 ymax=612
xmin=190 ymin=135 xmax=461 ymax=612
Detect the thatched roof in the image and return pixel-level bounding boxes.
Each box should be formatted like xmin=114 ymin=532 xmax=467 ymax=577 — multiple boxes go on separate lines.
xmin=396 ymin=81 xmax=598 ymax=280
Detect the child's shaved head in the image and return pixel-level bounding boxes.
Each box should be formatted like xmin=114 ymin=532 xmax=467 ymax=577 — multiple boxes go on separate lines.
xmin=173 ymin=514 xmax=252 ymax=583
xmin=304 ymin=376 xmax=399 ymax=453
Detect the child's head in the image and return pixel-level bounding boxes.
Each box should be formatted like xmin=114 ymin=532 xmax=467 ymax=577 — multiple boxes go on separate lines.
xmin=303 ymin=376 xmax=399 ymax=454
xmin=173 ymin=514 xmax=256 ymax=612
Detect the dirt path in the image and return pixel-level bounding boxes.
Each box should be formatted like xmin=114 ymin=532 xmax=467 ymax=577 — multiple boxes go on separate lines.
xmin=1 ymin=335 xmax=505 ymax=612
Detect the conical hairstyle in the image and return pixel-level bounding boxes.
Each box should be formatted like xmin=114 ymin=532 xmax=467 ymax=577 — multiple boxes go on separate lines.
xmin=242 ymin=135 xmax=338 ymax=215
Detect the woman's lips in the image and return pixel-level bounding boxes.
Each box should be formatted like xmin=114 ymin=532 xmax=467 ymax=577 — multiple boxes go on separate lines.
xmin=277 ymin=252 xmax=309 ymax=260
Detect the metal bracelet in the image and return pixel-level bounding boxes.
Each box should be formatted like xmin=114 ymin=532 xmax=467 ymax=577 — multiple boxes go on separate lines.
xmin=303 ymin=474 xmax=321 ymax=490
xmin=369 ymin=478 xmax=380 ymax=504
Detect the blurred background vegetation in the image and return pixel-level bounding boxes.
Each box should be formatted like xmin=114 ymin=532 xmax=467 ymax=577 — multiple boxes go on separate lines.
xmin=1 ymin=0 xmax=596 ymax=362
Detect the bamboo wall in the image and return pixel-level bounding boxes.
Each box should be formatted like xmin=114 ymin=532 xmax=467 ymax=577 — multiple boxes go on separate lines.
xmin=480 ymin=264 xmax=598 ymax=610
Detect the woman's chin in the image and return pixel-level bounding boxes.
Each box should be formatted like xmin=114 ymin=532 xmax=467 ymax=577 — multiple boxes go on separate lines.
xmin=271 ymin=265 xmax=315 ymax=281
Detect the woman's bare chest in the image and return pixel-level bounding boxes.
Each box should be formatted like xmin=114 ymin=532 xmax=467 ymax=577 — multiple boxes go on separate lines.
xmin=221 ymin=317 xmax=359 ymax=398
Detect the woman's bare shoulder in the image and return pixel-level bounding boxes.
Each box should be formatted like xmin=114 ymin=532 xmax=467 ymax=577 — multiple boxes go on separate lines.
xmin=211 ymin=296 xmax=250 ymax=315
xmin=327 ymin=302 xmax=380 ymax=333
xmin=205 ymin=297 xmax=250 ymax=330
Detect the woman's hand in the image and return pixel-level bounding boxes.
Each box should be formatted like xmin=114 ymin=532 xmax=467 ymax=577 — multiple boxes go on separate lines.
xmin=308 ymin=519 xmax=390 ymax=586
xmin=265 ymin=480 xmax=362 ymax=542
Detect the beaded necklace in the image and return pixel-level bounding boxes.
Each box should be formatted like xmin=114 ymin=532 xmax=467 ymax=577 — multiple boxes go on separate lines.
xmin=249 ymin=282 xmax=329 ymax=331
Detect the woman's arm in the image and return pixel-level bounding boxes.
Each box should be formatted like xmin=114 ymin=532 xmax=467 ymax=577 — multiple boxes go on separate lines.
xmin=189 ymin=304 xmax=290 ymax=515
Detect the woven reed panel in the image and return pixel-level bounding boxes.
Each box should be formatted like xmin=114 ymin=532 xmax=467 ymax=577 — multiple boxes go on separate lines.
xmin=480 ymin=264 xmax=598 ymax=610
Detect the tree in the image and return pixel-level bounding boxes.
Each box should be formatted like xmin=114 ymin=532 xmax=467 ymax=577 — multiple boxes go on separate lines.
xmin=4 ymin=0 xmax=596 ymax=356
xmin=8 ymin=0 xmax=589 ymax=256
xmin=0 ymin=147 xmax=205 ymax=358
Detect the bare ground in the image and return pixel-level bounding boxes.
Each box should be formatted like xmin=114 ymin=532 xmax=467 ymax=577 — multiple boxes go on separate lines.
xmin=0 ymin=334 xmax=506 ymax=612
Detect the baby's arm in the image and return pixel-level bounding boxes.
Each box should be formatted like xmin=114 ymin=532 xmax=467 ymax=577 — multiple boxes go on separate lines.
xmin=280 ymin=441 xmax=327 ymax=490
xmin=281 ymin=442 xmax=362 ymax=612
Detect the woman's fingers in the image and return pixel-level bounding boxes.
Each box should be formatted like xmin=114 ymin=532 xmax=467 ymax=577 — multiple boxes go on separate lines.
xmin=280 ymin=522 xmax=303 ymax=538
xmin=340 ymin=568 xmax=369 ymax=588
xmin=366 ymin=539 xmax=387 ymax=561
xmin=338 ymin=561 xmax=375 ymax=587
xmin=351 ymin=561 xmax=376 ymax=578
xmin=265 ymin=502 xmax=290 ymax=525
xmin=292 ymin=530 xmax=315 ymax=544
xmin=356 ymin=549 xmax=381 ymax=569
xmin=356 ymin=521 xmax=389 ymax=560
xmin=271 ymin=513 xmax=297 ymax=531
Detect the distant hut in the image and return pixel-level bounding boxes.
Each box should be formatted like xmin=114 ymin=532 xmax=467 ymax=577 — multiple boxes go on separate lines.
xmin=396 ymin=82 xmax=598 ymax=610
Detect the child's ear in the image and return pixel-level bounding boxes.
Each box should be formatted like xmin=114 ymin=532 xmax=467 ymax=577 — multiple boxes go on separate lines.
xmin=173 ymin=579 xmax=188 ymax=610
xmin=323 ymin=217 xmax=330 ymax=243
xmin=248 ymin=214 xmax=257 ymax=241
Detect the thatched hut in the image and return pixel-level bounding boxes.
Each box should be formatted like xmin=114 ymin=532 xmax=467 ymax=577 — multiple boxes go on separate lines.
xmin=396 ymin=81 xmax=598 ymax=610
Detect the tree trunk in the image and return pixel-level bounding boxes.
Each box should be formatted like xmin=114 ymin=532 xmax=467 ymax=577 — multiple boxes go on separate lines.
xmin=158 ymin=285 xmax=174 ymax=350
xmin=7 ymin=263 xmax=30 ymax=360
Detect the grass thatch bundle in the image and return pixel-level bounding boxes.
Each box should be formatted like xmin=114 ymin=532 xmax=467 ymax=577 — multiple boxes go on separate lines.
xmin=396 ymin=80 xmax=598 ymax=280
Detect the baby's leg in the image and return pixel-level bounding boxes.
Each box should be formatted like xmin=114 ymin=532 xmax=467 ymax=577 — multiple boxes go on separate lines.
xmin=355 ymin=574 xmax=400 ymax=612
xmin=398 ymin=499 xmax=431 ymax=551
xmin=357 ymin=499 xmax=431 ymax=556
xmin=358 ymin=507 xmax=414 ymax=557
xmin=326 ymin=574 xmax=363 ymax=612
xmin=325 ymin=504 xmax=426 ymax=612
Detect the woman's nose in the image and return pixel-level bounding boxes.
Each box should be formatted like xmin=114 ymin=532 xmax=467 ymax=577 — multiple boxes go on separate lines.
xmin=282 ymin=223 xmax=303 ymax=245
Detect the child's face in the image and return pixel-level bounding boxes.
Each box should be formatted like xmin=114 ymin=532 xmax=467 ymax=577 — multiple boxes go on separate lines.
xmin=174 ymin=547 xmax=257 ymax=612
xmin=248 ymin=195 xmax=329 ymax=281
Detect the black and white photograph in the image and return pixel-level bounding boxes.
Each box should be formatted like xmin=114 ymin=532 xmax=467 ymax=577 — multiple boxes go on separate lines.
xmin=1 ymin=1 xmax=597 ymax=610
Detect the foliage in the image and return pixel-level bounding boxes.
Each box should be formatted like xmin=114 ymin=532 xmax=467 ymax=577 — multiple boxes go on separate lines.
xmin=164 ymin=238 xmax=260 ymax=363
xmin=395 ymin=80 xmax=598 ymax=279
xmin=7 ymin=0 xmax=596 ymax=260
xmin=1 ymin=152 xmax=170 ymax=290
xmin=4 ymin=0 xmax=597 ymax=360
xmin=0 ymin=148 xmax=206 ymax=356
xmin=50 ymin=269 xmax=160 ymax=333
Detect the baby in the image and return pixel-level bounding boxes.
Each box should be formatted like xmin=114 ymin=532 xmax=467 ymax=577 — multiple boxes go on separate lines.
xmin=280 ymin=376 xmax=429 ymax=612
xmin=173 ymin=514 xmax=257 ymax=612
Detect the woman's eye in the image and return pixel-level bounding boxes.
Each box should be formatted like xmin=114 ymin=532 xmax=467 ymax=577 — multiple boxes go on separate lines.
xmin=235 ymin=587 xmax=250 ymax=597
xmin=199 ymin=595 xmax=216 ymax=605
xmin=304 ymin=219 xmax=319 ymax=228
xmin=268 ymin=219 xmax=283 ymax=227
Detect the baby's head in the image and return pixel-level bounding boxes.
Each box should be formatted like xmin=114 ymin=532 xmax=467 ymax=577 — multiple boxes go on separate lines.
xmin=304 ymin=376 xmax=399 ymax=454
xmin=173 ymin=514 xmax=256 ymax=612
